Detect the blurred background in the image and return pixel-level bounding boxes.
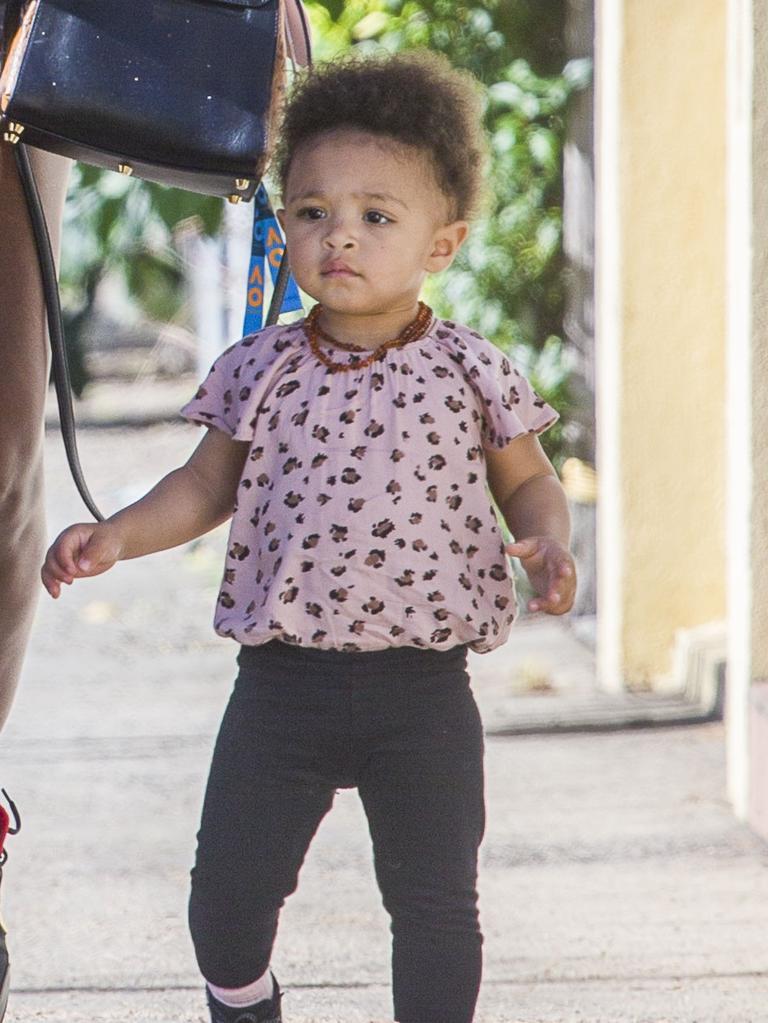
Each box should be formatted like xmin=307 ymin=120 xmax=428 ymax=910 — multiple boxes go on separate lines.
xmin=48 ymin=0 xmax=768 ymax=843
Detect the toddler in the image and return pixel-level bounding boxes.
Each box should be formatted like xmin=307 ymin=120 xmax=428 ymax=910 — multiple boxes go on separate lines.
xmin=42 ymin=51 xmax=576 ymax=1023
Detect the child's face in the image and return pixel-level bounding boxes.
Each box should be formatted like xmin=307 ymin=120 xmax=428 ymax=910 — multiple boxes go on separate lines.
xmin=277 ymin=130 xmax=468 ymax=322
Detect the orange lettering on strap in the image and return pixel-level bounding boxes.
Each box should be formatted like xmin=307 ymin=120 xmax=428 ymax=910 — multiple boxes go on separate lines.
xmin=268 ymin=246 xmax=284 ymax=269
xmin=248 ymin=286 xmax=264 ymax=309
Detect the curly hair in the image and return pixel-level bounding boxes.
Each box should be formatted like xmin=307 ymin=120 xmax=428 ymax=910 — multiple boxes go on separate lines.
xmin=273 ymin=50 xmax=488 ymax=221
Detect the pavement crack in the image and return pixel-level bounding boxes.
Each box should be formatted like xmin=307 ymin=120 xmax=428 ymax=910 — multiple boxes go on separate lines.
xmin=13 ymin=970 xmax=767 ymax=996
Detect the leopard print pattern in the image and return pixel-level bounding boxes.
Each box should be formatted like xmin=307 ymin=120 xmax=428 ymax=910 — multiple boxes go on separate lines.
xmin=181 ymin=317 xmax=557 ymax=654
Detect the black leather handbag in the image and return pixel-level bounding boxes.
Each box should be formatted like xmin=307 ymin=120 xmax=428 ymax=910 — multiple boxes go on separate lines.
xmin=0 ymin=0 xmax=310 ymax=519
xmin=1 ymin=0 xmax=311 ymax=200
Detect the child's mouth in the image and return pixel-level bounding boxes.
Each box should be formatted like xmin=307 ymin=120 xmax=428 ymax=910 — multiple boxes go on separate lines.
xmin=321 ymin=262 xmax=359 ymax=277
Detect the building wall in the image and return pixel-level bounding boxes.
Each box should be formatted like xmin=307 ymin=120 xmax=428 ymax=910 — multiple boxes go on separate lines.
xmin=743 ymin=0 xmax=768 ymax=833
xmin=750 ymin=2 xmax=768 ymax=681
xmin=597 ymin=0 xmax=728 ymax=688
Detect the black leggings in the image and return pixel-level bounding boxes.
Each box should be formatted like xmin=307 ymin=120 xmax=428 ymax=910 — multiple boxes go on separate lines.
xmin=189 ymin=640 xmax=485 ymax=1023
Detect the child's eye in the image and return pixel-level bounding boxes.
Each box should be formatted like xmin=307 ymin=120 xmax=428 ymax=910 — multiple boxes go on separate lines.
xmin=296 ymin=206 xmax=326 ymax=220
xmin=363 ymin=210 xmax=393 ymax=225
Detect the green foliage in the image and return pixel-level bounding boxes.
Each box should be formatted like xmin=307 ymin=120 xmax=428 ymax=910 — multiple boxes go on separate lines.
xmin=305 ymin=0 xmax=591 ymax=467
xmin=62 ymin=164 xmax=224 ymax=319
xmin=60 ymin=164 xmax=224 ymax=391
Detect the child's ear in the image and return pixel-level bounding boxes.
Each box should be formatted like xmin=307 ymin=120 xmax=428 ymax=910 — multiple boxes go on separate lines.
xmin=425 ymin=221 xmax=469 ymax=273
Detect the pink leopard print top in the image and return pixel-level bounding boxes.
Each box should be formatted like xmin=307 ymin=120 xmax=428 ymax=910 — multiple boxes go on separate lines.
xmin=181 ymin=316 xmax=558 ymax=654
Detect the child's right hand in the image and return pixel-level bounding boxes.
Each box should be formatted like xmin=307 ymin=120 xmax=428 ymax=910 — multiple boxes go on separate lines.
xmin=41 ymin=522 xmax=124 ymax=599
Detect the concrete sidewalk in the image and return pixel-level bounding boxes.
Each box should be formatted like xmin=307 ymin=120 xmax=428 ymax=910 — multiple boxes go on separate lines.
xmin=0 ymin=421 xmax=765 ymax=1022
xmin=4 ymin=720 xmax=767 ymax=1023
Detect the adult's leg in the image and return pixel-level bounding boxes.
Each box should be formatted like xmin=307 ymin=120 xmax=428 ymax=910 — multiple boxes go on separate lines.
xmin=358 ymin=668 xmax=486 ymax=1023
xmin=0 ymin=144 xmax=70 ymax=729
xmin=189 ymin=648 xmax=344 ymax=988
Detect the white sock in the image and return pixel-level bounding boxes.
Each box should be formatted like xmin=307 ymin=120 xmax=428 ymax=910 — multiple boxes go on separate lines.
xmin=208 ymin=968 xmax=274 ymax=1007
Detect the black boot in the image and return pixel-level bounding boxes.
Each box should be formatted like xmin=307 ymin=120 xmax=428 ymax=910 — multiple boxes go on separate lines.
xmin=206 ymin=976 xmax=282 ymax=1023
xmin=0 ymin=790 xmax=21 ymax=1023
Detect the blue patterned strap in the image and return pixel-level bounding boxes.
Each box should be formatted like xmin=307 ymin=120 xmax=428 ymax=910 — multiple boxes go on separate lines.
xmin=243 ymin=183 xmax=302 ymax=334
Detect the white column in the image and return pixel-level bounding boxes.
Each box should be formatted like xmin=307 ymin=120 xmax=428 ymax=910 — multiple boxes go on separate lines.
xmin=594 ymin=0 xmax=625 ymax=693
xmin=222 ymin=199 xmax=253 ymax=343
xmin=175 ymin=220 xmax=227 ymax=379
xmin=725 ymin=0 xmax=754 ymax=819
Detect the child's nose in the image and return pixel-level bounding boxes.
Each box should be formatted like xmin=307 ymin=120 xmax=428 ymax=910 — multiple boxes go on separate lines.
xmin=322 ymin=217 xmax=356 ymax=249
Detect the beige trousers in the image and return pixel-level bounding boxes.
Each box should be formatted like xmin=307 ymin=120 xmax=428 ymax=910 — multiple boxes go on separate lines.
xmin=0 ymin=143 xmax=70 ymax=729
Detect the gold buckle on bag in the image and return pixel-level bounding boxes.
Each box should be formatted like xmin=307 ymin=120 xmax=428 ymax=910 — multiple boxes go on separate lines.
xmin=3 ymin=121 xmax=24 ymax=144
xmin=228 ymin=179 xmax=252 ymax=204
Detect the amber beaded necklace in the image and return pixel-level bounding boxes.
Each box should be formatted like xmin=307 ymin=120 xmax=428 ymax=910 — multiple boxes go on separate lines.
xmin=305 ymin=302 xmax=433 ymax=374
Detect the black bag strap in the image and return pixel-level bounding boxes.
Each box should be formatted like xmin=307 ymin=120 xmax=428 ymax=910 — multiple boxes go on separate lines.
xmin=284 ymin=0 xmax=312 ymax=66
xmin=14 ymin=143 xmax=105 ymax=520
xmin=14 ymin=144 xmax=292 ymax=522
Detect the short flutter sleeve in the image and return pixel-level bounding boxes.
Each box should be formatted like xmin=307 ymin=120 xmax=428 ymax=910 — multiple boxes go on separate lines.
xmin=180 ymin=324 xmax=303 ymax=441
xmin=439 ymin=323 xmax=559 ymax=450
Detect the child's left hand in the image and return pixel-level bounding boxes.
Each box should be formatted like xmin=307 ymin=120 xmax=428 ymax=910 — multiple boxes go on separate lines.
xmin=505 ymin=537 xmax=576 ymax=616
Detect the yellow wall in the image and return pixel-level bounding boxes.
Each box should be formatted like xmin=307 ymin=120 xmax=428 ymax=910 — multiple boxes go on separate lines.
xmin=619 ymin=0 xmax=727 ymax=684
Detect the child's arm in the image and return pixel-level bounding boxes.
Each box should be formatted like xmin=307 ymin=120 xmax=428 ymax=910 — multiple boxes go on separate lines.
xmin=41 ymin=427 xmax=249 ymax=599
xmin=485 ymin=434 xmax=576 ymax=616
